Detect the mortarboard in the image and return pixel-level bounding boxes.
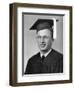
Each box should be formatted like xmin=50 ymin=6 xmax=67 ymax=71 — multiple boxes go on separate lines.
xmin=30 ymin=19 xmax=53 ymax=32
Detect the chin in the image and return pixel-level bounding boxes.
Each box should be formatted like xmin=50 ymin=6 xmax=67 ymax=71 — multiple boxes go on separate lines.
xmin=40 ymin=47 xmax=50 ymax=52
xmin=40 ymin=48 xmax=47 ymax=51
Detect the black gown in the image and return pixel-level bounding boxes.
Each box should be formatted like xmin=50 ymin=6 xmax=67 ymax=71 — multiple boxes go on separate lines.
xmin=25 ymin=49 xmax=63 ymax=74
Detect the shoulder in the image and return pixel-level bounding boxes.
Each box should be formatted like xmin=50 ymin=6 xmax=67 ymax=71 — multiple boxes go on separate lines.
xmin=28 ymin=52 xmax=40 ymax=63
xmin=29 ymin=52 xmax=40 ymax=59
xmin=51 ymin=49 xmax=63 ymax=58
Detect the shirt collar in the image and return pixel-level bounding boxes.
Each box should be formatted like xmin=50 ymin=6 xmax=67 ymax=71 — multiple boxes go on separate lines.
xmin=40 ymin=49 xmax=52 ymax=58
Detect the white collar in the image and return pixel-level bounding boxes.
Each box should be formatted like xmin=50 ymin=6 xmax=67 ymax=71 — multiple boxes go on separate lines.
xmin=40 ymin=49 xmax=52 ymax=58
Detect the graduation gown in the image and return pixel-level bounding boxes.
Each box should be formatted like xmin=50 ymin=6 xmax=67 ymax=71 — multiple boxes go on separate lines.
xmin=25 ymin=49 xmax=63 ymax=74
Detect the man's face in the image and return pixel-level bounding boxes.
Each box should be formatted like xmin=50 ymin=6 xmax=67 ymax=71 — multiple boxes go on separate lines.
xmin=36 ymin=29 xmax=53 ymax=53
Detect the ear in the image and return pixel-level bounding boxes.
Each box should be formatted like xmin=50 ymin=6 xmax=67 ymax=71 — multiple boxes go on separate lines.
xmin=52 ymin=38 xmax=54 ymax=42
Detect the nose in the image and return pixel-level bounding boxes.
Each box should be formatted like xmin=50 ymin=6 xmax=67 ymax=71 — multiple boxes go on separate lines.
xmin=40 ymin=37 xmax=45 ymax=43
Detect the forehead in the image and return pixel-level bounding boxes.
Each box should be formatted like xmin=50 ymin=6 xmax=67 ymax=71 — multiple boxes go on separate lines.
xmin=37 ymin=29 xmax=52 ymax=36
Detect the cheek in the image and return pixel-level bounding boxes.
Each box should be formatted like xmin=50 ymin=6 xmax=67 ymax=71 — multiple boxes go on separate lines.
xmin=36 ymin=39 xmax=40 ymax=45
xmin=46 ymin=39 xmax=52 ymax=46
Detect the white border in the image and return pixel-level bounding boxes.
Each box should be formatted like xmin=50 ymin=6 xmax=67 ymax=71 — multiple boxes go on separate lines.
xmin=17 ymin=7 xmax=70 ymax=82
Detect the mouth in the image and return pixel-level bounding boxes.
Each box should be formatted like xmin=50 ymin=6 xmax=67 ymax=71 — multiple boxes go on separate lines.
xmin=40 ymin=44 xmax=46 ymax=47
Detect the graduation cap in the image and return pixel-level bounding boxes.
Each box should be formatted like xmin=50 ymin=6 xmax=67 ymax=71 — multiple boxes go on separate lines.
xmin=30 ymin=19 xmax=54 ymax=32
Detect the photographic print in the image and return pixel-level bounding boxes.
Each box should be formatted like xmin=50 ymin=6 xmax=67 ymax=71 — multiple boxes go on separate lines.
xmin=23 ymin=13 xmax=63 ymax=75
xmin=9 ymin=3 xmax=72 ymax=86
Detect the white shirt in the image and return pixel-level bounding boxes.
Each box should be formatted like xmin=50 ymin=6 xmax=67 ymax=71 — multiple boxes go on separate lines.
xmin=40 ymin=49 xmax=52 ymax=58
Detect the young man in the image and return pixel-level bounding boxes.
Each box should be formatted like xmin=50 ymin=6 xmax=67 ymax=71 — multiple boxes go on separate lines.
xmin=25 ymin=19 xmax=63 ymax=74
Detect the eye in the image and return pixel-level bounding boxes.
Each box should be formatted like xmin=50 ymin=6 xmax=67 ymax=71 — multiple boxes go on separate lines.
xmin=37 ymin=36 xmax=41 ymax=39
xmin=43 ymin=36 xmax=49 ymax=39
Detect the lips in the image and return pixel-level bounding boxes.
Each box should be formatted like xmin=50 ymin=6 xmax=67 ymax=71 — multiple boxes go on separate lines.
xmin=40 ymin=44 xmax=46 ymax=47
